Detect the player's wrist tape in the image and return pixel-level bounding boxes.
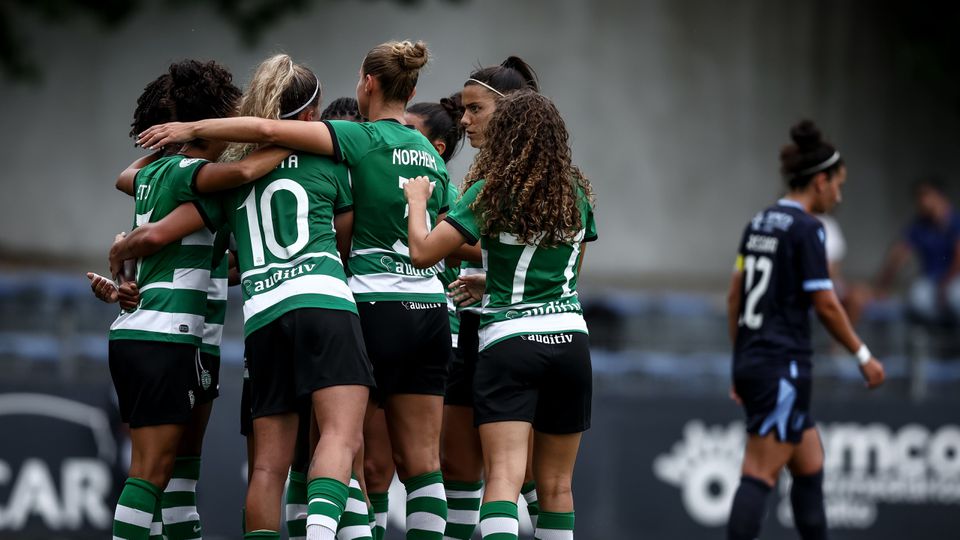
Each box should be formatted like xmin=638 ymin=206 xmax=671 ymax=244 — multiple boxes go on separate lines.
xmin=855 ymin=344 xmax=871 ymax=366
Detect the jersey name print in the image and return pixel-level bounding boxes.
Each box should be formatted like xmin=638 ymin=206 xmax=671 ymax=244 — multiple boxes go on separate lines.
xmin=733 ymin=199 xmax=832 ymax=374
xmin=109 ymin=155 xmax=218 ymax=346
xmin=324 ymin=119 xmax=451 ymax=303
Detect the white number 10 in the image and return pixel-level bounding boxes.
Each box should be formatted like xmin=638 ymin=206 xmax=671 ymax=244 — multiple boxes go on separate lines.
xmin=241 ymin=179 xmax=309 ymax=266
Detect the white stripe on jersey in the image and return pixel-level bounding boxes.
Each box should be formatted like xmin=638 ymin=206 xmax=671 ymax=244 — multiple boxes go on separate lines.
xmin=182 ymin=228 xmax=215 ymax=246
xmin=348 ymin=272 xmax=445 ymax=296
xmin=207 ymin=277 xmax=228 ymax=301
xmin=202 ymin=322 xmax=223 ymax=347
xmin=242 ymin=274 xmax=355 ymax=322
xmin=138 ymin=267 xmax=211 ymax=294
xmin=239 ymin=251 xmax=342 ymax=280
xmin=110 ymin=309 xmax=206 ymax=338
xmin=478 ymin=312 xmax=588 ymax=351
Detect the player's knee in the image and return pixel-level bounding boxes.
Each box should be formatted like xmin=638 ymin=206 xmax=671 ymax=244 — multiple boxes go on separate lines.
xmin=533 ymin=476 xmax=573 ymax=509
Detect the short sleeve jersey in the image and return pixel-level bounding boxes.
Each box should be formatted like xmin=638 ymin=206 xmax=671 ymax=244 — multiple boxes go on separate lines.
xmin=324 ymin=119 xmax=451 ymax=303
xmin=109 ymin=155 xmax=220 ymax=345
xmin=733 ymin=199 xmax=832 ymax=372
xmin=209 ymin=153 xmax=356 ymax=337
xmin=445 ymin=179 xmax=598 ymax=351
xmin=201 ymin=231 xmax=231 ymax=357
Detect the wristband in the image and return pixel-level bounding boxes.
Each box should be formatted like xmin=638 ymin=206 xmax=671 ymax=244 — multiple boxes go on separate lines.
xmin=855 ymin=344 xmax=871 ymax=366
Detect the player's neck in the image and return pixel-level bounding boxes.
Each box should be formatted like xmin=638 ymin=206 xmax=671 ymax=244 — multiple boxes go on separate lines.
xmin=366 ymin=98 xmax=406 ymax=124
xmin=782 ymin=193 xmax=814 ymax=214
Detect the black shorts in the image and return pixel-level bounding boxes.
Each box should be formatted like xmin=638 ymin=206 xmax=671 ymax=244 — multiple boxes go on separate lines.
xmin=445 ymin=311 xmax=480 ymax=407
xmin=734 ymin=362 xmax=815 ymax=444
xmin=474 ymin=332 xmax=592 ymax=434
xmin=358 ymin=301 xmax=451 ymax=401
xmin=240 ymin=355 xmax=252 ymax=437
xmin=244 ymin=308 xmax=375 ymax=419
xmin=109 ymin=340 xmax=205 ymax=428
xmin=196 ymin=352 xmax=221 ymax=405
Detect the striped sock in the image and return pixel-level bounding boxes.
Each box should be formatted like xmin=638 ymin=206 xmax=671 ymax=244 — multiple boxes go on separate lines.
xmin=337 ymin=475 xmax=373 ymax=540
xmin=521 ymin=482 xmax=539 ymax=529
xmin=150 ymin=504 xmax=164 ymax=539
xmin=403 ymin=471 xmax=448 ymax=540
xmin=479 ymin=501 xmax=518 ymax=540
xmin=162 ymin=456 xmax=203 ymax=539
xmin=534 ymin=511 xmax=574 ymax=540
xmin=367 ymin=503 xmax=376 ymax=540
xmin=245 ymin=531 xmax=281 ymax=539
xmin=368 ymin=492 xmax=389 ymax=540
xmin=287 ymin=471 xmax=309 ymax=540
xmin=306 ymin=477 xmax=349 ymax=539
xmin=113 ymin=477 xmax=161 ymax=539
xmin=443 ymin=480 xmax=483 ymax=540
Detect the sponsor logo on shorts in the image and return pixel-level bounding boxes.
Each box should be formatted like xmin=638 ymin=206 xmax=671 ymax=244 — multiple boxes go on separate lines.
xmin=402 ymin=301 xmax=444 ymax=311
xmin=521 ymin=333 xmax=574 ymax=345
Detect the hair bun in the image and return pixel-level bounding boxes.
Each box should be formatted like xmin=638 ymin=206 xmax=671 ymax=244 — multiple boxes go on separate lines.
xmin=790 ymin=120 xmax=823 ymax=152
xmin=439 ymin=92 xmax=463 ymax=119
xmin=394 ymin=40 xmax=429 ymax=70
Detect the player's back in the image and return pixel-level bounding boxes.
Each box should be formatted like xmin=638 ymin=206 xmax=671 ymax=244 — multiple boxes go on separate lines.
xmin=733 ymin=199 xmax=832 ymax=374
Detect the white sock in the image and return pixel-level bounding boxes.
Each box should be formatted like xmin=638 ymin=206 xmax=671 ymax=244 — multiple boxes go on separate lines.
xmin=306 ymin=523 xmax=337 ymax=540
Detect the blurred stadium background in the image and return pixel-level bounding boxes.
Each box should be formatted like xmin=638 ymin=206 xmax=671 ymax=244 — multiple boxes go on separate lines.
xmin=1 ymin=1 xmax=959 ymax=538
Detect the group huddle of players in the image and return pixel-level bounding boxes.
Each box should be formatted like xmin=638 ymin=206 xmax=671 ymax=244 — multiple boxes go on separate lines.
xmin=90 ymin=40 xmax=595 ymax=540
xmin=89 ymin=38 xmax=887 ymax=540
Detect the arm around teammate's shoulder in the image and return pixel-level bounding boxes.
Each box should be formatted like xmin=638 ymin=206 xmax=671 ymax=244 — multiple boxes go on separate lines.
xmin=138 ymin=118 xmax=334 ymax=156
xmin=193 ymin=145 xmax=291 ymax=193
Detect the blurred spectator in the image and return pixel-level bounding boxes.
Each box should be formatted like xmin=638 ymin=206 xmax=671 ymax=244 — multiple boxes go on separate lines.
xmin=876 ymin=178 xmax=960 ymax=324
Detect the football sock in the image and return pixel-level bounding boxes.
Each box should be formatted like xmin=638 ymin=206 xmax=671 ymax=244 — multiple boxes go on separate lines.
xmin=306 ymin=477 xmax=348 ymax=540
xmin=403 ymin=470 xmax=448 ymax=540
xmin=287 ymin=471 xmax=309 ymax=540
xmin=727 ymin=475 xmax=772 ymax=540
xmin=521 ymin=481 xmax=540 ymax=529
xmin=337 ymin=475 xmax=373 ymax=540
xmin=113 ymin=477 xmax=161 ymax=540
xmin=534 ymin=511 xmax=575 ymax=540
xmin=161 ymin=456 xmax=203 ymax=539
xmin=479 ymin=500 xmax=518 ymax=540
xmin=443 ymin=479 xmax=483 ymax=540
xmin=791 ymin=470 xmax=828 ymax=540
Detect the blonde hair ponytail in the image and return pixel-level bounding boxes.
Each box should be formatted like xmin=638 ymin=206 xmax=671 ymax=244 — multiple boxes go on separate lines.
xmin=222 ymin=54 xmax=311 ymax=162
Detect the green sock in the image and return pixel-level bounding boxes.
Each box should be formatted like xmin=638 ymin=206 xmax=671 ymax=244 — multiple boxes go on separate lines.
xmin=521 ymin=481 xmax=539 ymax=529
xmin=478 ymin=500 xmax=518 ymax=540
xmin=307 ymin=477 xmax=349 ymax=537
xmin=443 ymin=480 xmax=483 ymax=540
xmin=336 ymin=475 xmax=373 ymax=539
xmin=286 ymin=471 xmax=308 ymax=540
xmin=534 ymin=511 xmax=574 ymax=540
xmin=244 ymin=531 xmax=280 ymax=539
xmin=162 ymin=456 xmax=203 ymax=539
xmin=113 ymin=478 xmax=161 ymax=540
xmin=402 ymin=470 xmax=447 ymax=540
xmin=368 ymin=492 xmax=389 ymax=540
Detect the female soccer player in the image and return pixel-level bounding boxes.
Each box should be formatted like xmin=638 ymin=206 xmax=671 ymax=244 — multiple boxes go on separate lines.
xmin=104 ymin=61 xmax=292 ymax=540
xmin=446 ymin=57 xmax=544 ymax=538
xmin=402 ymin=89 xmax=597 ymax=540
xmin=725 ymin=120 xmax=885 ymax=540
xmin=138 ymin=40 xmax=455 ymax=540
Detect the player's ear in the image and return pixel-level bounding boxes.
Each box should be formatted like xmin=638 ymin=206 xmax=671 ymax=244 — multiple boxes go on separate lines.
xmin=433 ymin=140 xmax=446 ymax=158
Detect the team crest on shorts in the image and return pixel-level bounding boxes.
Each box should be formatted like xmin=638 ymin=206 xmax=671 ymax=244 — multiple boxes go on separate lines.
xmin=200 ymin=369 xmax=212 ymax=391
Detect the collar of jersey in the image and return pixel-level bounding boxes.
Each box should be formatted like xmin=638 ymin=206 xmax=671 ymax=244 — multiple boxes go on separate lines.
xmin=374 ymin=117 xmax=416 ymax=129
xmin=777 ymin=198 xmax=805 ymax=210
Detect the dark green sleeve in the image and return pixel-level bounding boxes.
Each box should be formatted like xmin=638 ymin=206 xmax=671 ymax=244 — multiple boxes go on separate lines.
xmin=584 ymin=206 xmax=598 ymax=243
xmin=167 ymin=157 xmax=210 ymax=203
xmin=444 ymin=181 xmax=484 ymax=245
xmin=323 ymin=120 xmax=376 ymax=165
xmin=333 ymin=162 xmax=354 ymax=214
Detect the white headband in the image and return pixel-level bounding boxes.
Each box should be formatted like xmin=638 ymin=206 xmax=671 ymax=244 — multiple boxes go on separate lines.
xmin=794 ymin=150 xmax=840 ymax=177
xmin=280 ymin=76 xmax=321 ymax=118
xmin=467 ymin=78 xmax=505 ymax=97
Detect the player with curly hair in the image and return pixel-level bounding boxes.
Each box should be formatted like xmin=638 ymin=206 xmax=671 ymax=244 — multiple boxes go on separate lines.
xmin=401 ymin=89 xmax=597 ymax=540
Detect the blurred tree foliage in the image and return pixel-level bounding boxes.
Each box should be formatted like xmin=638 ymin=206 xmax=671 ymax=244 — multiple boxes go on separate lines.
xmin=0 ymin=0 xmax=462 ymax=83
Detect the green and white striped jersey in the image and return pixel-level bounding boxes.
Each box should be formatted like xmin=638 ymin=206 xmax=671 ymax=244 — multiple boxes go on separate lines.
xmin=209 ymin=153 xmax=356 ymax=337
xmin=109 ymin=155 xmax=220 ymax=345
xmin=445 ymin=179 xmax=598 ymax=351
xmin=201 ymin=232 xmax=230 ymax=357
xmin=324 ymin=119 xmax=451 ymax=303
